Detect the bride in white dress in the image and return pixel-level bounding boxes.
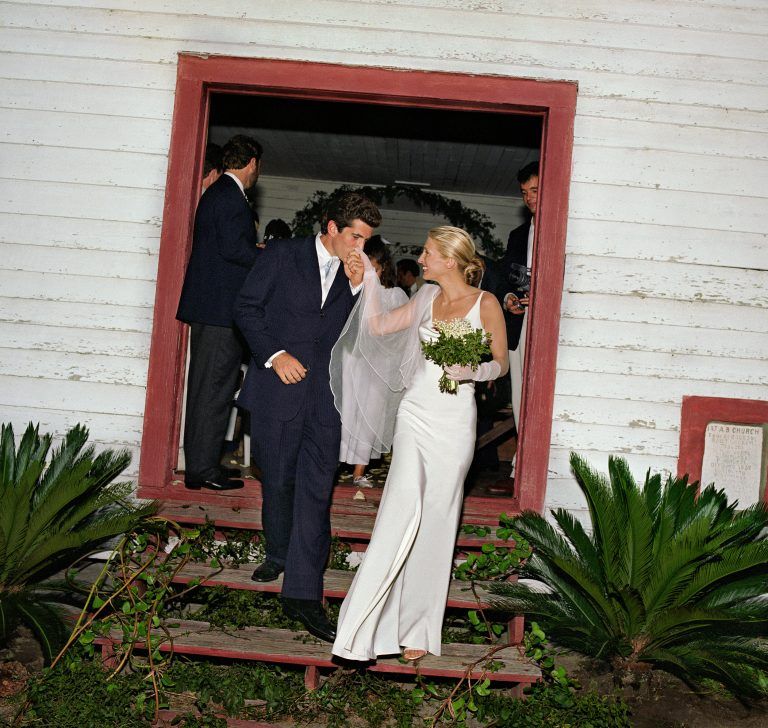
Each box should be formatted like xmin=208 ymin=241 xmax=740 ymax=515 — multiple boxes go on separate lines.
xmin=330 ymin=226 xmax=509 ymax=662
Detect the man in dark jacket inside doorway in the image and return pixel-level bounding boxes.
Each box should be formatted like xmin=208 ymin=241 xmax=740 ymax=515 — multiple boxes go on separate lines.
xmin=176 ymin=134 xmax=263 ymax=491
xmin=496 ymin=160 xmax=538 ymax=479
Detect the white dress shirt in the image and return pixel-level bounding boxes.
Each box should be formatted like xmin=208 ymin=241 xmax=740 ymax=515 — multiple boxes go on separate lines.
xmin=526 ymin=218 xmax=534 ymax=268
xmin=224 ymin=171 xmax=248 ymax=199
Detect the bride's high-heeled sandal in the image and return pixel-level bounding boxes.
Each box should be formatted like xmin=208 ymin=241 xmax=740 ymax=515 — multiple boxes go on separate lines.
xmin=403 ymin=648 xmax=427 ymax=661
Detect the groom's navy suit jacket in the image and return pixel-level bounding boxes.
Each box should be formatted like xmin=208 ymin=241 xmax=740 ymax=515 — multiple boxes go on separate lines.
xmin=234 ymin=235 xmax=357 ymax=425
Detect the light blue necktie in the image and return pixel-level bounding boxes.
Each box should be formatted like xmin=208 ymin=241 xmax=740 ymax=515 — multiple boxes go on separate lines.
xmin=322 ymin=258 xmax=335 ymax=282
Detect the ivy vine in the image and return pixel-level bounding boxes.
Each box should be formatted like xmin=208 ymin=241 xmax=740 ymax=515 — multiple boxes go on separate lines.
xmin=291 ymin=184 xmax=504 ymax=259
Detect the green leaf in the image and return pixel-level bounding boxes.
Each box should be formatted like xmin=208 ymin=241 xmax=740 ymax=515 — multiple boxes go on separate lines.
xmin=475 ymin=678 xmax=491 ymax=696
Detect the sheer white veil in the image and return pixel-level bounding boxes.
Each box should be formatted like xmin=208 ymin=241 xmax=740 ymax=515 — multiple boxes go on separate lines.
xmin=330 ymin=255 xmax=438 ymax=460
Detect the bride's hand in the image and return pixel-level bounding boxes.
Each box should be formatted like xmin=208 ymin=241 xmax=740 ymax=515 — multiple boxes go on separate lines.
xmin=444 ymin=364 xmax=473 ymax=382
xmin=445 ymin=361 xmax=501 ymax=383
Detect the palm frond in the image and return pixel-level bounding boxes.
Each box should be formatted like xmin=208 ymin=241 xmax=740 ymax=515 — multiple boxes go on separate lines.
xmin=13 ymin=595 xmax=67 ymax=662
xmin=649 ymin=640 xmax=768 ymax=699
xmin=19 ymin=502 xmax=157 ymax=583
xmin=642 ymin=470 xmax=663 ymax=520
xmin=672 ymin=542 xmax=768 ymax=608
xmin=489 ymin=582 xmax=618 ymax=656
xmin=550 ymin=508 xmax=602 ymax=582
xmin=33 ymin=424 xmax=90 ymax=505
xmin=642 ymin=531 xmax=712 ymax=614
xmin=700 ymin=574 xmax=768 ymax=610
xmin=607 ymin=456 xmax=654 ymax=587
xmin=0 ymin=596 xmax=20 ymax=646
xmin=0 ymin=482 xmax=33 ymax=583
xmin=607 ymin=584 xmax=646 ymax=638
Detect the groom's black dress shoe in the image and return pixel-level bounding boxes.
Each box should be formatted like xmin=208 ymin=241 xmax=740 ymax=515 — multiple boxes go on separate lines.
xmin=281 ymin=597 xmax=337 ymax=643
xmin=185 ymin=474 xmax=244 ymax=491
xmin=250 ymin=561 xmax=284 ymax=582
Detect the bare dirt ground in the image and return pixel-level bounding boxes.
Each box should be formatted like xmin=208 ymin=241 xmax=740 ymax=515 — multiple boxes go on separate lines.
xmin=566 ymin=654 xmax=768 ymax=728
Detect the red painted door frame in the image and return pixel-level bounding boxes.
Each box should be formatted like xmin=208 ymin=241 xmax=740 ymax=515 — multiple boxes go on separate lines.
xmin=138 ymin=54 xmax=577 ymax=514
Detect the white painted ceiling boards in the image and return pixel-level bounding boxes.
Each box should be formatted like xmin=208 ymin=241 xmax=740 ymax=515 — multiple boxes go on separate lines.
xmin=208 ymin=94 xmax=541 ymax=196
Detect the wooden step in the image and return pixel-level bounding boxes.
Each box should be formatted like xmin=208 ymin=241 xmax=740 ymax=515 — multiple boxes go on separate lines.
xmin=99 ymin=619 xmax=540 ymax=685
xmin=173 ymin=564 xmax=504 ymax=610
xmin=149 ymin=479 xmax=519 ymax=522
xmin=159 ymin=500 xmax=513 ymax=549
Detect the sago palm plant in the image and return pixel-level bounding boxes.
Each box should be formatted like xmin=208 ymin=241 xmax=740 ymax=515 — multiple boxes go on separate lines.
xmin=0 ymin=422 xmax=157 ymax=660
xmin=490 ymin=453 xmax=768 ymax=698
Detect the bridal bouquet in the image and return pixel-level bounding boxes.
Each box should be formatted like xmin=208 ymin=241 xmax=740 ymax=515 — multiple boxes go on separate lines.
xmin=421 ymin=318 xmax=492 ymax=394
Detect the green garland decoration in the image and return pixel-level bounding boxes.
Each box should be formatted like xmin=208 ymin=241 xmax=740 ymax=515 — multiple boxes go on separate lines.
xmin=291 ymin=183 xmax=504 ymax=259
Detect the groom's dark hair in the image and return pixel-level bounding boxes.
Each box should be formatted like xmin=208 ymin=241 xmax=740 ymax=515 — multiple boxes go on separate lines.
xmin=321 ymin=192 xmax=381 ymax=234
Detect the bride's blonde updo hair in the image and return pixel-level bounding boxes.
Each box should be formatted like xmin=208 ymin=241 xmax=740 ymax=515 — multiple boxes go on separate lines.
xmin=427 ymin=225 xmax=485 ymax=287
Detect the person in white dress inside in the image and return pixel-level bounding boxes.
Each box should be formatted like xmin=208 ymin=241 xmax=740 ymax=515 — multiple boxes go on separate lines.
xmin=330 ymin=226 xmax=509 ymax=662
xmin=339 ymin=235 xmax=409 ymax=488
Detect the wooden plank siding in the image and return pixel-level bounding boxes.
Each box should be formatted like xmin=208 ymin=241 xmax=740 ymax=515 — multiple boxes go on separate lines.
xmin=0 ymin=0 xmax=766 ymax=520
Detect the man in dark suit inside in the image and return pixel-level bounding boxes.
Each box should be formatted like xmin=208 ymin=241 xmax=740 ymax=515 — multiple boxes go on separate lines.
xmin=176 ymin=134 xmax=263 ymax=491
xmin=497 ymin=161 xmax=538 ymax=479
xmin=234 ymin=193 xmax=381 ymax=642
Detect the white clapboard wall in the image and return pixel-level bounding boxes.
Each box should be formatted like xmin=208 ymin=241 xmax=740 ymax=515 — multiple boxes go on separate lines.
xmin=0 ymin=1 xmax=766 ymax=516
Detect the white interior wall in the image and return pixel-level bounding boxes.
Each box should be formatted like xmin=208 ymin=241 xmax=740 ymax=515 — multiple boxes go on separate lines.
xmin=255 ymin=174 xmax=523 ymax=253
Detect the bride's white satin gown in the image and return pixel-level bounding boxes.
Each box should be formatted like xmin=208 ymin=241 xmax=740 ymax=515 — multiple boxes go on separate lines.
xmin=332 ymin=293 xmax=483 ymax=660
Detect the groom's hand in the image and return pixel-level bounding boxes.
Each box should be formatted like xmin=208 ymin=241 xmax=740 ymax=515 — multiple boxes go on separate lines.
xmin=272 ymin=352 xmax=307 ymax=384
xmin=343 ymin=249 xmax=364 ymax=288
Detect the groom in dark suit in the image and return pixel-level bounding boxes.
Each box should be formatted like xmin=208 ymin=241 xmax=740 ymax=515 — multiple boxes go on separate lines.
xmin=177 ymin=135 xmax=263 ymax=491
xmin=234 ymin=192 xmax=381 ymax=641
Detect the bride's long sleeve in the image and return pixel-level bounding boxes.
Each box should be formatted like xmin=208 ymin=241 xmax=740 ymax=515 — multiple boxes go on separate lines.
xmin=330 ymin=258 xmax=436 ymax=459
xmin=363 ymin=268 xmax=418 ymax=336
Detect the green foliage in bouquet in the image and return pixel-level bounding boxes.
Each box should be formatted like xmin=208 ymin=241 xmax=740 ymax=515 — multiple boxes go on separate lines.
xmin=489 ymin=453 xmax=768 ymax=699
xmin=421 ymin=318 xmax=492 ymax=394
xmin=0 ymin=422 xmax=157 ymax=660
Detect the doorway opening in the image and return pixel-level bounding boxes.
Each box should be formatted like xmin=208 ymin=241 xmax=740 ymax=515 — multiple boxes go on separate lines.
xmin=138 ymin=55 xmax=576 ymax=515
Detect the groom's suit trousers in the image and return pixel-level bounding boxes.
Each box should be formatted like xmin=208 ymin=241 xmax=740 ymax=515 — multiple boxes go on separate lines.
xmin=252 ymin=378 xmax=341 ymax=601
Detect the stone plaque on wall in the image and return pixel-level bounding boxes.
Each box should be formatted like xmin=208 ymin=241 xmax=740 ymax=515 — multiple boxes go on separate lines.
xmin=700 ymin=422 xmax=768 ymax=508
